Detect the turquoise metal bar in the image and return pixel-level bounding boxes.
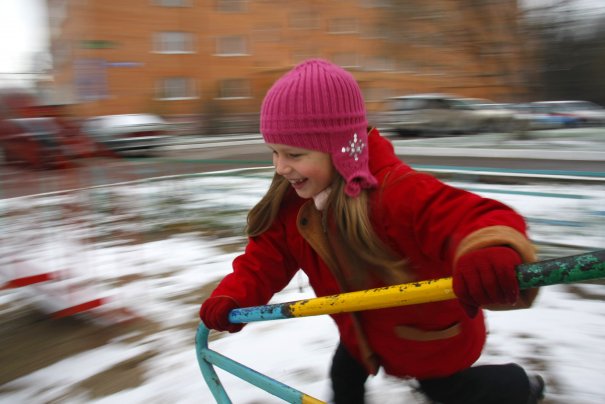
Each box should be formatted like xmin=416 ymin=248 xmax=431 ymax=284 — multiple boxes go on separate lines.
xmin=228 ymin=302 xmax=290 ymax=323
xmin=195 ymin=325 xmax=232 ymax=403
xmin=196 ymin=323 xmax=324 ymax=404
xmin=410 ymin=164 xmax=605 ymax=179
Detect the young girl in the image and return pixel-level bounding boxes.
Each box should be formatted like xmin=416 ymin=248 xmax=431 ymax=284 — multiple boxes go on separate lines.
xmin=199 ymin=59 xmax=545 ymax=404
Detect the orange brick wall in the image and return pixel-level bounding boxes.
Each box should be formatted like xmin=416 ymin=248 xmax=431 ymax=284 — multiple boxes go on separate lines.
xmin=47 ymin=0 xmax=529 ymax=119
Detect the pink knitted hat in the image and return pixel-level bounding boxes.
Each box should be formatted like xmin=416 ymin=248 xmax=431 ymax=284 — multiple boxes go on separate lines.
xmin=260 ymin=59 xmax=377 ymax=197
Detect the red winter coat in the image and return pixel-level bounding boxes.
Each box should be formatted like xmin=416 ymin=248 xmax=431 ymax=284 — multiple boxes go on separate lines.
xmin=209 ymin=129 xmax=537 ymax=380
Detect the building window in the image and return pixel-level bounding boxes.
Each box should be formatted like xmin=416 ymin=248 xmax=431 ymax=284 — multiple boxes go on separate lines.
xmin=398 ymin=60 xmax=419 ymax=73
xmin=157 ymin=77 xmax=197 ymax=99
xmin=153 ymin=0 xmax=191 ymax=6
xmin=289 ymin=11 xmax=319 ymax=30
xmin=362 ymin=87 xmax=394 ymax=103
xmin=80 ymin=40 xmax=118 ymax=49
xmin=215 ymin=36 xmax=247 ymax=56
xmin=48 ymin=0 xmax=68 ymax=28
xmin=253 ymin=24 xmax=281 ymax=42
xmin=359 ymin=0 xmax=390 ymax=8
xmin=153 ymin=32 xmax=194 ymax=53
xmin=292 ymin=50 xmax=318 ymax=65
xmin=332 ymin=53 xmax=360 ymax=68
xmin=328 ymin=18 xmax=358 ymax=34
xmin=362 ymin=23 xmax=388 ymax=39
xmin=216 ymin=0 xmax=247 ymax=12
xmin=218 ymin=79 xmax=251 ymax=99
xmin=74 ymin=58 xmax=108 ymax=101
xmin=365 ymin=56 xmax=395 ymax=71
xmin=53 ymin=40 xmax=72 ymax=68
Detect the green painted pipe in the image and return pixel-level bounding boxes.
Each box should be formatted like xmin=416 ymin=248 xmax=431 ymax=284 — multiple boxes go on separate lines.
xmin=516 ymin=249 xmax=605 ymax=288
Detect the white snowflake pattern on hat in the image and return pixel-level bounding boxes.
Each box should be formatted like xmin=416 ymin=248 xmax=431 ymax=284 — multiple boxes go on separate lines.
xmin=341 ymin=133 xmax=365 ymax=161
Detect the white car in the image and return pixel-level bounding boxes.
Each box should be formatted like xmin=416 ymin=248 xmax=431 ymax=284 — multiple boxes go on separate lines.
xmin=82 ymin=113 xmax=174 ymax=155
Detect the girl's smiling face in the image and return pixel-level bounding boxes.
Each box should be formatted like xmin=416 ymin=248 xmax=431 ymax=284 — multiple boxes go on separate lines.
xmin=267 ymin=143 xmax=335 ymax=199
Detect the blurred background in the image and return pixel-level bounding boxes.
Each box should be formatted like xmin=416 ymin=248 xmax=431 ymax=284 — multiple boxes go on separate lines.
xmin=1 ymin=0 xmax=605 ymax=135
xmin=1 ymin=1 xmax=605 ymax=403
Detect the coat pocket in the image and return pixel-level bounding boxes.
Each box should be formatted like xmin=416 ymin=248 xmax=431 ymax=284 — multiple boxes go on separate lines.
xmin=394 ymin=322 xmax=461 ymax=342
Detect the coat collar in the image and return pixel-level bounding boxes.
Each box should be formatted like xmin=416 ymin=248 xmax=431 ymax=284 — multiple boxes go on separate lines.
xmin=367 ymin=128 xmax=409 ymax=178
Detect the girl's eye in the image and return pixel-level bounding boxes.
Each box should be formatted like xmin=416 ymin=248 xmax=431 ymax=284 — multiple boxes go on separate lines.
xmin=288 ymin=153 xmax=302 ymax=158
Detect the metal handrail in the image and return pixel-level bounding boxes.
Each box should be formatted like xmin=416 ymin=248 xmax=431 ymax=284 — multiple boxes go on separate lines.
xmin=196 ymin=249 xmax=605 ymax=403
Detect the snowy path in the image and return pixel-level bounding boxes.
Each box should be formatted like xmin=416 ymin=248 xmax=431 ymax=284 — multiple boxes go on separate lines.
xmin=0 ymin=168 xmax=604 ymax=403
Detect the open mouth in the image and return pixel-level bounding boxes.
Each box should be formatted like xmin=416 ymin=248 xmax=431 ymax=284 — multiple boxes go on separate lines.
xmin=288 ymin=178 xmax=307 ymax=189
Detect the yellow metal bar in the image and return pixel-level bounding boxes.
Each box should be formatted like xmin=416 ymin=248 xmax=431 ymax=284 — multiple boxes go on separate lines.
xmin=289 ymin=277 xmax=455 ymax=318
xmin=302 ymin=394 xmax=326 ymax=404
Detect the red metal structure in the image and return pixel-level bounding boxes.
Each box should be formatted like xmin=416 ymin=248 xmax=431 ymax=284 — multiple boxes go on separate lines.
xmin=0 ymin=88 xmax=114 ymax=169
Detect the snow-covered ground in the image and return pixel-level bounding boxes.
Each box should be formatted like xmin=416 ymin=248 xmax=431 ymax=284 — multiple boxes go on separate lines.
xmin=0 ymin=167 xmax=604 ymax=403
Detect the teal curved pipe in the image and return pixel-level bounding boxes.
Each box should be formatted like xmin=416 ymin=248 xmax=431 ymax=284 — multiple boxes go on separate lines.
xmin=196 ymin=323 xmax=325 ymax=403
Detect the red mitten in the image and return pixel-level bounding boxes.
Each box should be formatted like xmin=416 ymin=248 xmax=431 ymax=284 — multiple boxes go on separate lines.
xmin=453 ymin=246 xmax=521 ymax=318
xmin=199 ymin=296 xmax=244 ymax=332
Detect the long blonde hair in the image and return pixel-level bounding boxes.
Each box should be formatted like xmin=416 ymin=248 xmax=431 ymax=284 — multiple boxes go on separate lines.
xmin=247 ymin=172 xmax=411 ymax=285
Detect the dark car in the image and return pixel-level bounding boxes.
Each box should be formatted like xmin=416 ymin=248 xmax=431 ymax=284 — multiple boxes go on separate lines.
xmin=81 ymin=113 xmax=174 ymax=155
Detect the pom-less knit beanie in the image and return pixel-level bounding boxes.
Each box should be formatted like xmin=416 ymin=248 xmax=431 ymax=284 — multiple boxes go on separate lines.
xmin=260 ymin=58 xmax=378 ymax=197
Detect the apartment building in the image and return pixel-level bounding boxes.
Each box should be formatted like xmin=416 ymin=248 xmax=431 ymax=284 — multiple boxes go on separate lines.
xmin=47 ymin=0 xmax=530 ymax=121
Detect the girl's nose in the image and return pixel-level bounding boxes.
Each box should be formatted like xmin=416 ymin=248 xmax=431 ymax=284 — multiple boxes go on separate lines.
xmin=274 ymin=156 xmax=290 ymax=176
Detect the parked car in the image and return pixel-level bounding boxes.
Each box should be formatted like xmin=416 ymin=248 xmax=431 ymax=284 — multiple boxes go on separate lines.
xmin=384 ymin=93 xmax=516 ymax=136
xmin=512 ymin=103 xmax=580 ymax=130
xmin=454 ymin=98 xmax=518 ymax=131
xmin=0 ymin=117 xmax=76 ymax=169
xmin=81 ymin=113 xmax=174 ymax=155
xmin=529 ymin=101 xmax=605 ymax=127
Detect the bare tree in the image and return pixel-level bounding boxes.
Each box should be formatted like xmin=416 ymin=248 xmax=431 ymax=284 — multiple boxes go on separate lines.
xmin=376 ymin=0 xmax=605 ymax=103
xmin=378 ymin=0 xmax=532 ymax=100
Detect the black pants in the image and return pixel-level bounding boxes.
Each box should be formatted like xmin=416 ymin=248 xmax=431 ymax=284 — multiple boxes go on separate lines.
xmin=330 ymin=342 xmax=539 ymax=404
xmin=330 ymin=343 xmax=369 ymax=404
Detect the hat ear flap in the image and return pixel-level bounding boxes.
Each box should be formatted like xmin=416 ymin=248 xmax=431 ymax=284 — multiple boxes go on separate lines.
xmin=332 ymin=130 xmax=377 ymax=197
